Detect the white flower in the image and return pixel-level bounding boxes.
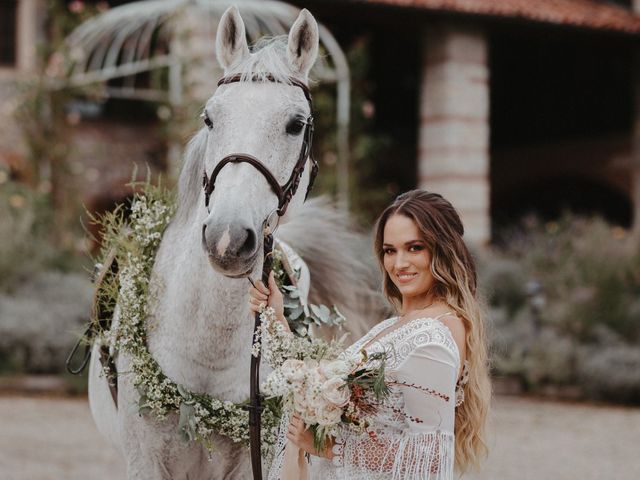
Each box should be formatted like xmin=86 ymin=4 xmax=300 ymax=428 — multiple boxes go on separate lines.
xmin=319 ymin=359 xmax=352 ymax=379
xmin=315 ymin=404 xmax=343 ymax=426
xmin=292 ymin=387 xmax=307 ymax=412
xmin=303 ymin=405 xmax=318 ymax=424
xmin=281 ymin=359 xmax=306 ymax=383
xmin=321 ymin=377 xmax=349 ymax=407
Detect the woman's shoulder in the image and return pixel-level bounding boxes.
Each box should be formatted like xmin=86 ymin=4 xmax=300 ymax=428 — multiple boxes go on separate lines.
xmin=395 ymin=313 xmax=463 ymax=357
xmin=401 ymin=313 xmax=466 ymax=370
xmin=435 ymin=313 xmax=466 ymax=361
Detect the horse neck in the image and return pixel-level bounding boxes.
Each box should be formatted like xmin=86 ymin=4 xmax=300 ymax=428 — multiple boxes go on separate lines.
xmin=146 ymin=218 xmax=260 ymax=397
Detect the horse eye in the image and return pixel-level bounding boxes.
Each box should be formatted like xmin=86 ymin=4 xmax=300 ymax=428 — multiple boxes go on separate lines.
xmin=202 ymin=111 xmax=213 ymax=130
xmin=286 ymin=118 xmax=306 ymax=135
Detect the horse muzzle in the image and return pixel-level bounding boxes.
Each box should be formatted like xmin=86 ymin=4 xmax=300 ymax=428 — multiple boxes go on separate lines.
xmin=201 ymin=221 xmax=261 ymax=277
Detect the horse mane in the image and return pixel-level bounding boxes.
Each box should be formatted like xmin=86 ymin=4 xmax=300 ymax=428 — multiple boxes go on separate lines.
xmin=278 ymin=197 xmax=391 ymax=340
xmin=235 ymin=36 xmax=298 ymax=85
xmin=175 ymin=128 xmax=207 ymax=225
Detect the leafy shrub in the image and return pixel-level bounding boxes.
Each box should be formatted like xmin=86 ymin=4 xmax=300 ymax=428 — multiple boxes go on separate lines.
xmin=0 ymin=271 xmax=92 ymax=373
xmin=0 ymin=181 xmax=54 ymax=291
xmin=578 ymin=346 xmax=640 ymax=403
xmin=484 ymin=215 xmax=640 ymax=403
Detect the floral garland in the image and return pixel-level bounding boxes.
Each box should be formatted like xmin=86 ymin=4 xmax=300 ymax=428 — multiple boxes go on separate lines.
xmin=92 ymin=182 xmax=346 ymax=455
xmin=93 ymin=183 xmax=279 ymax=454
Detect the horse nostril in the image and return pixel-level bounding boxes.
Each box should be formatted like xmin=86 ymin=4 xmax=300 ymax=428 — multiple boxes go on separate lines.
xmin=238 ymin=228 xmax=256 ymax=256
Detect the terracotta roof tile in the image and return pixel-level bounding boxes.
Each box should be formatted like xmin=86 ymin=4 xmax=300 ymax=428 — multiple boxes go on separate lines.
xmin=353 ymin=0 xmax=640 ymax=34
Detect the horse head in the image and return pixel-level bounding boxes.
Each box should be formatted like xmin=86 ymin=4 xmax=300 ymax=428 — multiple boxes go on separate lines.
xmin=192 ymin=6 xmax=319 ymax=278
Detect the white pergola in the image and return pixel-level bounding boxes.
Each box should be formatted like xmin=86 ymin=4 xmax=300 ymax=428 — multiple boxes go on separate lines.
xmin=62 ymin=0 xmax=350 ymax=207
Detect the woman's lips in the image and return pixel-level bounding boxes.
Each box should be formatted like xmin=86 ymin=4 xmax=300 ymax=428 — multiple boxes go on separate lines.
xmin=396 ymin=272 xmax=418 ymax=284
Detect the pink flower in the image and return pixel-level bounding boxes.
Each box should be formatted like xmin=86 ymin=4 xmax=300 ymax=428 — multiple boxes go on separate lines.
xmin=321 ymin=377 xmax=349 ymax=407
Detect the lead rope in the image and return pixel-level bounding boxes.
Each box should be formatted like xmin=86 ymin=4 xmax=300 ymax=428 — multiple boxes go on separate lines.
xmin=246 ymin=233 xmax=275 ymax=480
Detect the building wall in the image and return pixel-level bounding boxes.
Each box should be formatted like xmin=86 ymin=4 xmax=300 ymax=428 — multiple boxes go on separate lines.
xmin=418 ymin=22 xmax=491 ymax=245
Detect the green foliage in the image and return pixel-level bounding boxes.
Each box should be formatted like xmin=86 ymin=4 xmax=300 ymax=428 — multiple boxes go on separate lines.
xmin=0 ymin=179 xmax=54 ymax=291
xmin=12 ymin=1 xmax=106 ymax=253
xmin=309 ymin=36 xmax=393 ymax=224
xmin=0 ymin=271 xmax=93 ymax=374
xmin=485 ymin=214 xmax=640 ymax=403
xmin=271 ymin=248 xmax=346 ymax=336
xmin=578 ymin=346 xmax=640 ymax=403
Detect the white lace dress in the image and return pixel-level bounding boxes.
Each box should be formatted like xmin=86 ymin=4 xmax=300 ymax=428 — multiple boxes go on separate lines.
xmin=267 ymin=314 xmax=463 ymax=480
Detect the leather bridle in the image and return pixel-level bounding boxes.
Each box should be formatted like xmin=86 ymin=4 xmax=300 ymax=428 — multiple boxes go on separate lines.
xmin=202 ymin=74 xmax=318 ymax=217
xmin=202 ymin=73 xmax=318 ymax=480
xmin=66 ymin=73 xmax=318 ymax=480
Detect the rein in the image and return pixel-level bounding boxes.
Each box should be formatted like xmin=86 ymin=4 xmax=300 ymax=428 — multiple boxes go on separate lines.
xmin=202 ymin=73 xmax=317 ymax=480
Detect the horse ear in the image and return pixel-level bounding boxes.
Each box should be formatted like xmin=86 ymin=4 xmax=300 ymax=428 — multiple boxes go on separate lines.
xmin=287 ymin=9 xmax=319 ymax=79
xmin=216 ymin=6 xmax=250 ymax=71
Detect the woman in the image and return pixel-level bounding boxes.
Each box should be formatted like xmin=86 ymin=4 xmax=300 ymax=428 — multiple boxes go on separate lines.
xmin=249 ymin=190 xmax=491 ymax=479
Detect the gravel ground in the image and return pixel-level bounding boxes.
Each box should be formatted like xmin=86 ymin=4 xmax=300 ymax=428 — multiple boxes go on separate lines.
xmin=1 ymin=394 xmax=639 ymax=480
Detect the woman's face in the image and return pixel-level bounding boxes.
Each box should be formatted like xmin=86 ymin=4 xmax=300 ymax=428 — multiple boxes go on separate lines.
xmin=382 ymin=214 xmax=435 ymax=302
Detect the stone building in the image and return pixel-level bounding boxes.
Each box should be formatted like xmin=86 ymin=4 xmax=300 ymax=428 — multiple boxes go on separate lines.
xmin=2 ymin=0 xmax=640 ymax=244
xmin=292 ymin=0 xmax=640 ymax=243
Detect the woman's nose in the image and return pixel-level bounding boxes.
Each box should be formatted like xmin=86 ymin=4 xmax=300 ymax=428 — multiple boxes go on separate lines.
xmin=395 ymin=251 xmax=410 ymax=269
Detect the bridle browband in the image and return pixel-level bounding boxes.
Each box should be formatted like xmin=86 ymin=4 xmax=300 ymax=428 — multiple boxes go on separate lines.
xmin=202 ymin=73 xmax=318 ymax=217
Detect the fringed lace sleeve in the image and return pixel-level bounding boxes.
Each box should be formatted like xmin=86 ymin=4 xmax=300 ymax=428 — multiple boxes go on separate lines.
xmin=332 ymin=337 xmax=459 ymax=480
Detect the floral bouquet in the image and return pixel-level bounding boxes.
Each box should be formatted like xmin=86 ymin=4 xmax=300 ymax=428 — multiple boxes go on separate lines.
xmin=258 ymin=307 xmax=390 ymax=453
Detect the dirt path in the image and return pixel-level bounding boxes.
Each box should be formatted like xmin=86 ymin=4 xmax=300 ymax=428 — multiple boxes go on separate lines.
xmin=1 ymin=394 xmax=639 ymax=479
xmin=0 ymin=395 xmax=125 ymax=480
xmin=465 ymin=396 xmax=640 ymax=480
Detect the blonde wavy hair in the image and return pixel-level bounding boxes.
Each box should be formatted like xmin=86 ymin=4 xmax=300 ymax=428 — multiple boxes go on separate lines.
xmin=373 ymin=189 xmax=491 ymax=473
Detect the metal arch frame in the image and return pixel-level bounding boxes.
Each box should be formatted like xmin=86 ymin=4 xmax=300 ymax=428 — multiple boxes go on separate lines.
xmin=60 ymin=0 xmax=351 ymax=208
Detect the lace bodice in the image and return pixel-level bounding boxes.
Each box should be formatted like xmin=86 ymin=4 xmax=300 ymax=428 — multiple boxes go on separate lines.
xmin=267 ymin=315 xmax=462 ymax=480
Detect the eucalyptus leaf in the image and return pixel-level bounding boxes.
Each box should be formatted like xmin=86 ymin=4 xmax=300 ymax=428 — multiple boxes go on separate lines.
xmin=179 ymin=403 xmax=196 ymax=442
xmin=288 ymin=305 xmax=304 ymax=319
xmin=319 ymin=305 xmax=331 ymax=323
xmin=310 ymin=304 xmax=322 ymax=318
xmin=177 ymin=383 xmax=191 ymax=400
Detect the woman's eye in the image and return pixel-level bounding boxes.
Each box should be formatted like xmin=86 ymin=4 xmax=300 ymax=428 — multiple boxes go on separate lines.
xmin=286 ymin=118 xmax=306 ymax=135
xmin=409 ymin=245 xmax=424 ymax=252
xmin=202 ymin=111 xmax=213 ymax=130
xmin=383 ymin=248 xmax=394 ymax=255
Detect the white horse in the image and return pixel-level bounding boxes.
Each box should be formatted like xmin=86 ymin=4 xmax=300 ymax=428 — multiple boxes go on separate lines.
xmin=89 ymin=7 xmax=382 ymax=479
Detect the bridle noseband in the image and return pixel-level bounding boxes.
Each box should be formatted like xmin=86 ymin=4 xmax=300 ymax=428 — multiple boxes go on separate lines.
xmin=202 ymin=74 xmax=318 ymax=217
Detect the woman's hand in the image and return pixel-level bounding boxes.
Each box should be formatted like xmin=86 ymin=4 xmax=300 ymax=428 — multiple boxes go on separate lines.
xmin=248 ymin=271 xmax=289 ymax=331
xmin=286 ymin=414 xmax=334 ymax=460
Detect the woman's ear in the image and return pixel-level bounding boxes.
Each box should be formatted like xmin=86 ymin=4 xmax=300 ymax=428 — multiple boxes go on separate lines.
xmin=216 ymin=6 xmax=250 ymax=71
xmin=286 ymin=9 xmax=319 ymax=79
